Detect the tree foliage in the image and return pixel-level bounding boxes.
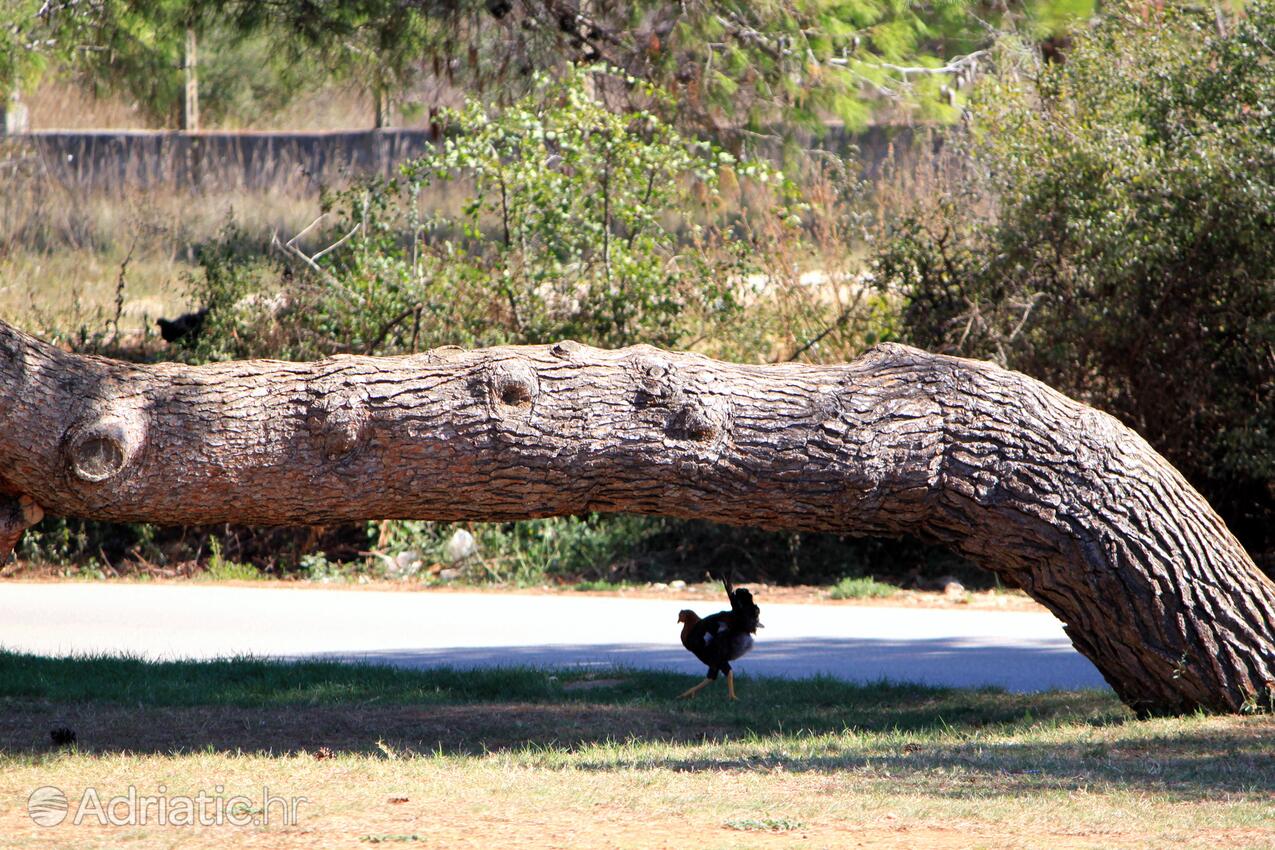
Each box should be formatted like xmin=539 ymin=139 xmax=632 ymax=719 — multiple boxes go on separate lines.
xmin=3 ymin=0 xmax=1097 ymax=131
xmin=0 ymin=0 xmax=322 ymax=125
xmin=236 ymin=0 xmax=1095 ymax=132
xmin=873 ymin=0 xmax=1275 ymax=567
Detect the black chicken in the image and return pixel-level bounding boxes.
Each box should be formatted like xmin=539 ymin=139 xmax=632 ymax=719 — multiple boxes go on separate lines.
xmin=676 ymin=576 xmax=763 ymax=700
xmin=156 ymin=307 xmax=209 ymax=344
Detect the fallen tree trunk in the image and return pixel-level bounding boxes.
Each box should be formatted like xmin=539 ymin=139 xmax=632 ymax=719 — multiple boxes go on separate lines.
xmin=0 ymin=318 xmax=1271 ymax=714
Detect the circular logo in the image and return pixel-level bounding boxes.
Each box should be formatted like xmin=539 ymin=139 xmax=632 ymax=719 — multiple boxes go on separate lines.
xmin=27 ymin=786 xmax=68 ymax=827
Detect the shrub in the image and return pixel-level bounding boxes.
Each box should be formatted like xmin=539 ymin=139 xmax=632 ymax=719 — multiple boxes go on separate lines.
xmin=178 ymin=65 xmax=823 ymax=362
xmin=366 ymin=516 xmax=970 ymax=588
xmin=370 ymin=515 xmax=661 ymax=586
xmin=828 ymin=576 xmax=898 ymax=600
xmin=872 ymin=2 xmax=1275 ymax=567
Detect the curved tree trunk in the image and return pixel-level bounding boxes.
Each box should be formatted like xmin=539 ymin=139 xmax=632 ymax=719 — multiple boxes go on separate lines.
xmin=0 ymin=318 xmax=1271 ymax=715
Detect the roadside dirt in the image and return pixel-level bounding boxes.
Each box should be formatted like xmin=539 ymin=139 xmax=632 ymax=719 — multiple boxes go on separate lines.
xmin=0 ymin=572 xmax=1045 ymax=612
xmin=2 ymin=778 xmax=1260 ymax=850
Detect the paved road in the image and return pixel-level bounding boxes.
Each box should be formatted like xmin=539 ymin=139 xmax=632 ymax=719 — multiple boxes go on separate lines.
xmin=0 ymin=583 xmax=1108 ymax=692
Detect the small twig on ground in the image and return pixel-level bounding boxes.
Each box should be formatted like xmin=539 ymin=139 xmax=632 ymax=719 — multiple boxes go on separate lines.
xmin=109 ymin=236 xmax=137 ymax=346
xmin=97 ymin=546 xmax=120 ymax=578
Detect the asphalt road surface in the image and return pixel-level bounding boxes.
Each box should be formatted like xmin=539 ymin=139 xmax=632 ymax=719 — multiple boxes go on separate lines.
xmin=0 ymin=583 xmax=1108 ymax=692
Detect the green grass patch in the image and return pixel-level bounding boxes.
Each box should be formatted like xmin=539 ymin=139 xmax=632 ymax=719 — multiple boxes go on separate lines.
xmin=569 ymin=579 xmax=642 ymax=592
xmin=201 ymin=559 xmax=265 ymax=581
xmin=828 ymin=576 xmax=899 ymax=599
xmin=724 ymin=816 xmax=805 ymax=832
xmin=0 ymin=650 xmax=1121 ymax=738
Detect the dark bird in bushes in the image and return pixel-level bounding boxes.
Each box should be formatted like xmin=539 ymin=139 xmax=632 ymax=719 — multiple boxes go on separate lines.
xmin=157 ymin=308 xmax=208 ymax=344
xmin=676 ymin=575 xmax=762 ymax=700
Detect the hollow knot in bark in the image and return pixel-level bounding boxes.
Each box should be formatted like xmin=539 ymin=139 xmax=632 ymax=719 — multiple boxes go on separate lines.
xmin=670 ymin=400 xmax=726 ymax=442
xmin=486 ymin=359 xmax=540 ymax=412
xmin=807 ymin=389 xmax=844 ymax=425
xmin=62 ymin=408 xmax=147 ymax=483
xmin=307 ymin=383 xmax=369 ymax=462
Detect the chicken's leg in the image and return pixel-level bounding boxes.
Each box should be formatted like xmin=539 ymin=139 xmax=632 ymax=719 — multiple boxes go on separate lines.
xmin=727 ymin=670 xmax=738 ymax=701
xmin=677 ymin=678 xmax=713 ymax=700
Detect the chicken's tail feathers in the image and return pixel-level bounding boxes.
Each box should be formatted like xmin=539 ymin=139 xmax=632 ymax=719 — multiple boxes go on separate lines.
xmin=714 ymin=569 xmax=738 ymax=601
xmin=718 ymin=569 xmax=761 ymax=632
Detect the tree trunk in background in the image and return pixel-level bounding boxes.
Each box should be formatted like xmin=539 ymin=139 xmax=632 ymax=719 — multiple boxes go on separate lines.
xmin=181 ymin=27 xmax=198 ymax=132
xmin=373 ymin=78 xmax=387 ymax=129
xmin=1 ymin=88 xmax=29 ymax=135
xmin=0 ymin=318 xmax=1271 ymax=715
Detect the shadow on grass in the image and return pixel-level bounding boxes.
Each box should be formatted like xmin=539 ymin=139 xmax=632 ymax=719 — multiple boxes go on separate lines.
xmin=1 ymin=650 xmax=1271 ymax=799
xmin=313 ymin=634 xmax=1108 ymax=692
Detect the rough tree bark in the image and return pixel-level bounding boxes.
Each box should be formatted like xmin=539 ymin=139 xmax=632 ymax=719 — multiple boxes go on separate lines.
xmin=0 ymin=318 xmax=1271 ymax=715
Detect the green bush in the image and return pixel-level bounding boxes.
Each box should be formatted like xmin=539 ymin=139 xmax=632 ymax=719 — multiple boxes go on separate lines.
xmin=828 ymin=576 xmax=899 ymax=600
xmin=201 ymin=538 xmax=263 ymax=582
xmin=370 ymin=515 xmax=660 ymax=586
xmin=177 ymin=65 xmax=816 ymax=362
xmin=365 ymin=516 xmax=970 ymax=588
xmin=16 ymin=515 xmax=161 ymax=570
xmin=872 ymin=1 xmax=1275 ymax=568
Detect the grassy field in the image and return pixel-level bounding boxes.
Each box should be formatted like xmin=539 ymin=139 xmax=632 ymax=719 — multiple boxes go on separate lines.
xmin=1 ymin=652 xmax=1272 ymax=849
xmin=0 ymin=170 xmax=319 ymax=341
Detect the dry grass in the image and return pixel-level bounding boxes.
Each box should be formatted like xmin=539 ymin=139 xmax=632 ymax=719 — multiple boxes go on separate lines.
xmin=0 ymin=148 xmax=322 ymax=338
xmin=0 ymin=250 xmax=191 ymax=338
xmin=23 ymin=79 xmax=379 ymax=132
xmin=22 ymin=81 xmax=151 ymax=132
xmin=1 ymin=706 xmax=1272 ymax=849
xmin=0 ymin=654 xmax=1272 ymax=850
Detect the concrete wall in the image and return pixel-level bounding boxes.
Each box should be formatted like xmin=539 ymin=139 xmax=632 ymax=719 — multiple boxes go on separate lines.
xmin=4 ymin=125 xmax=945 ymax=191
xmin=9 ymin=129 xmax=440 ymax=191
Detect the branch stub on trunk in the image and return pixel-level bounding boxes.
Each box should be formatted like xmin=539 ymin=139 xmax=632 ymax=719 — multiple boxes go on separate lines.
xmin=487 ymin=359 xmax=540 ymax=410
xmin=307 ymin=382 xmax=370 ymax=461
xmin=63 ymin=411 xmax=146 ymax=483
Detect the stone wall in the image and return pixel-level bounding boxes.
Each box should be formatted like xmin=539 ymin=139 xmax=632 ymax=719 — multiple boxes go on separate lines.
xmin=6 ymin=129 xmax=439 ymax=191
xmin=2 ymin=125 xmax=947 ymax=192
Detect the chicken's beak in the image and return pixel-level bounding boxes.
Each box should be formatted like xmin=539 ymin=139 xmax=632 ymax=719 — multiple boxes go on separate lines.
xmin=757 ymin=621 xmax=765 ymax=628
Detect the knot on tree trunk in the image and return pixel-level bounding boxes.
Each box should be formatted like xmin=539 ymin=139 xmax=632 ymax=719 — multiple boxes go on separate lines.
xmin=485 ymin=359 xmax=540 ymax=412
xmin=670 ymin=397 xmax=729 ymax=444
xmin=631 ymin=353 xmax=681 ymax=409
xmin=549 ymin=340 xmax=581 ymax=359
xmin=62 ymin=409 xmax=147 ymax=484
xmin=307 ymin=381 xmax=370 ymax=462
